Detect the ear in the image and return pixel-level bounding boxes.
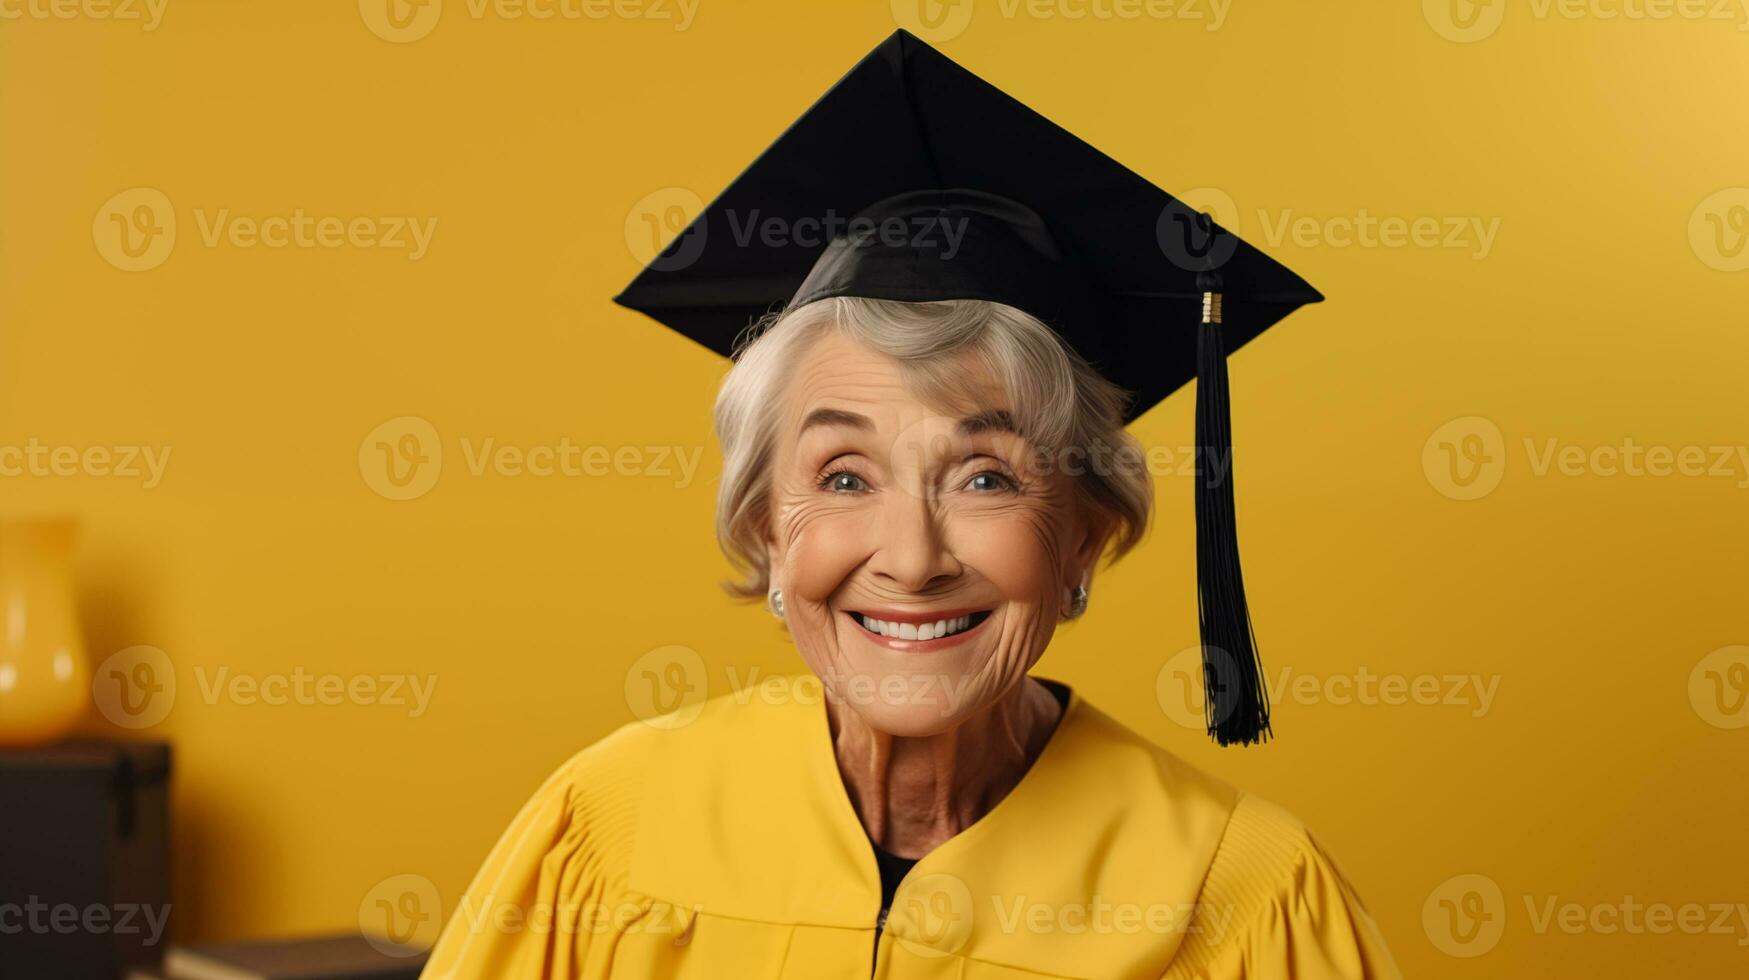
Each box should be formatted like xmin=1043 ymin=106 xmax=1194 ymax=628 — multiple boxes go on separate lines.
xmin=1064 ymin=504 xmax=1117 ymax=590
xmin=764 ymin=526 xmax=785 ymax=592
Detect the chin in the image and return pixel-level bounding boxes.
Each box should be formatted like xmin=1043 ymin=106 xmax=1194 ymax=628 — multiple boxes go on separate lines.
xmin=840 ymin=686 xmax=972 ymax=738
xmin=819 ymin=606 xmax=1016 ymax=737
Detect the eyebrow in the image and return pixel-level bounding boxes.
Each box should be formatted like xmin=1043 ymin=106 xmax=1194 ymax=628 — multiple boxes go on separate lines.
xmin=956 ymin=409 xmax=1019 ymax=437
xmin=797 ymin=407 xmax=1020 ymax=438
xmin=798 ymin=407 xmax=874 ymax=435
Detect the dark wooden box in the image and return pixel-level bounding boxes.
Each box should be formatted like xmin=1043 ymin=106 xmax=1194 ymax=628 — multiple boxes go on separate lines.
xmin=0 ymin=740 xmax=171 ymax=980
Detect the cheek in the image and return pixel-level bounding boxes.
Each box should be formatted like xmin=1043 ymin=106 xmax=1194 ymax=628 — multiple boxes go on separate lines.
xmin=774 ymin=497 xmax=874 ymax=605
xmin=950 ymin=503 xmax=1073 ymax=604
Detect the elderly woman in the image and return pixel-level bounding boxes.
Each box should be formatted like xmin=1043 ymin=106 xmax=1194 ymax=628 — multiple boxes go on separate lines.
xmin=423 ymin=31 xmax=1399 ymax=980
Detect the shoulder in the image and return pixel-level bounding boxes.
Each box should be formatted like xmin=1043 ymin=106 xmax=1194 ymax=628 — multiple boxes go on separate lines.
xmin=423 ymin=706 xmax=735 ymax=974
xmin=1055 ymin=696 xmax=1245 ymax=832
xmin=543 ymin=709 xmax=666 ymax=798
xmin=1058 ymin=698 xmax=1342 ymax=887
xmin=1196 ymin=792 xmax=1337 ymax=915
xmin=532 ymin=679 xmax=767 ymax=802
xmin=1165 ymin=791 xmax=1403 ymax=979
xmin=463 ymin=715 xmax=664 ymax=900
xmin=505 ymin=681 xmax=796 ymax=871
xmin=1058 ymin=697 xmax=1400 ymax=978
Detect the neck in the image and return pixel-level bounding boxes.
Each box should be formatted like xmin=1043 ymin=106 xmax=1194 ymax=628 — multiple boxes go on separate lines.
xmin=826 ymin=676 xmax=1063 ymax=860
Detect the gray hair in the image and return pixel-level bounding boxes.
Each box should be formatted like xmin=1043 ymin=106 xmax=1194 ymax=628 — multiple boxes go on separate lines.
xmin=713 ymin=296 xmax=1152 ymax=599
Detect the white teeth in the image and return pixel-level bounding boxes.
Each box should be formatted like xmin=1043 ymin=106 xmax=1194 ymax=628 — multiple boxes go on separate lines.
xmin=857 ymin=613 xmax=979 ymax=640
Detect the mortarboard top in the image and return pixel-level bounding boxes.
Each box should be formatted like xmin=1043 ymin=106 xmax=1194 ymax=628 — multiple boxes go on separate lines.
xmin=613 ymin=29 xmax=1322 ymax=423
xmin=614 ymin=29 xmax=1327 ymax=746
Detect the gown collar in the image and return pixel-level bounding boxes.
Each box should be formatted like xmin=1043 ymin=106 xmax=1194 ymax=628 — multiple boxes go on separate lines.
xmin=628 ymin=673 xmax=1238 ymax=977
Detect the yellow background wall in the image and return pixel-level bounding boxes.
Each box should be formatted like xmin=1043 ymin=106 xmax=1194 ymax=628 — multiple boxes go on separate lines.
xmin=4 ymin=1 xmax=1748 ymax=976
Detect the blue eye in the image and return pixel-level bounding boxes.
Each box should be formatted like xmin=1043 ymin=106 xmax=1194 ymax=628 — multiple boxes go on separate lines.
xmin=966 ymin=471 xmax=1017 ymax=493
xmin=821 ymin=471 xmax=867 ymax=493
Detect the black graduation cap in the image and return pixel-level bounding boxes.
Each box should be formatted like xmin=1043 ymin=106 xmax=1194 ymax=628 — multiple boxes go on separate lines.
xmin=614 ymin=29 xmax=1324 ymax=746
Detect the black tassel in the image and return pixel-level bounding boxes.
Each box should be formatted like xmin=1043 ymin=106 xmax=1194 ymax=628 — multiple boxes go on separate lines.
xmin=1195 ymin=268 xmax=1272 ymax=746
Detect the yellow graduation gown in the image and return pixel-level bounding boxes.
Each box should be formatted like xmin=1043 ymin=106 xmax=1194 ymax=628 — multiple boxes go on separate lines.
xmin=421 ymin=677 xmax=1401 ymax=979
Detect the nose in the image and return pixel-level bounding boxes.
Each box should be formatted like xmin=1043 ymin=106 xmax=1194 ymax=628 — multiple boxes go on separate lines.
xmin=866 ymin=489 xmax=962 ymax=594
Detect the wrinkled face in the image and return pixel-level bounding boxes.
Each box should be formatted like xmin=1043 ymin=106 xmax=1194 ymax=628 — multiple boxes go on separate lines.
xmin=766 ymin=332 xmax=1106 ymax=737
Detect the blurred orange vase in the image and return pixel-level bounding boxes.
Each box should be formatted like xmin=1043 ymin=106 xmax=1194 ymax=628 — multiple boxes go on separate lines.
xmin=0 ymin=517 xmax=90 ymax=746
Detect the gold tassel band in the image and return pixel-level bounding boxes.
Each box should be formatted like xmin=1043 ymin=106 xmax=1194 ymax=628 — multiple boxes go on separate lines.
xmin=1201 ymin=291 xmax=1222 ymax=325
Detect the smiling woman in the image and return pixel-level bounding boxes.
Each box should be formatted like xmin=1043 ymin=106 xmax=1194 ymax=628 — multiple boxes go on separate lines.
xmin=420 ymin=297 xmax=1399 ymax=979
xmin=420 ymin=30 xmax=1399 ymax=980
xmin=714 ymin=297 xmax=1145 ymax=743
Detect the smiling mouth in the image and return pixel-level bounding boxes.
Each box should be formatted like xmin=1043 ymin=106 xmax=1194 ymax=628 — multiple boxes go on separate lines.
xmin=850 ymin=610 xmax=993 ymax=642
